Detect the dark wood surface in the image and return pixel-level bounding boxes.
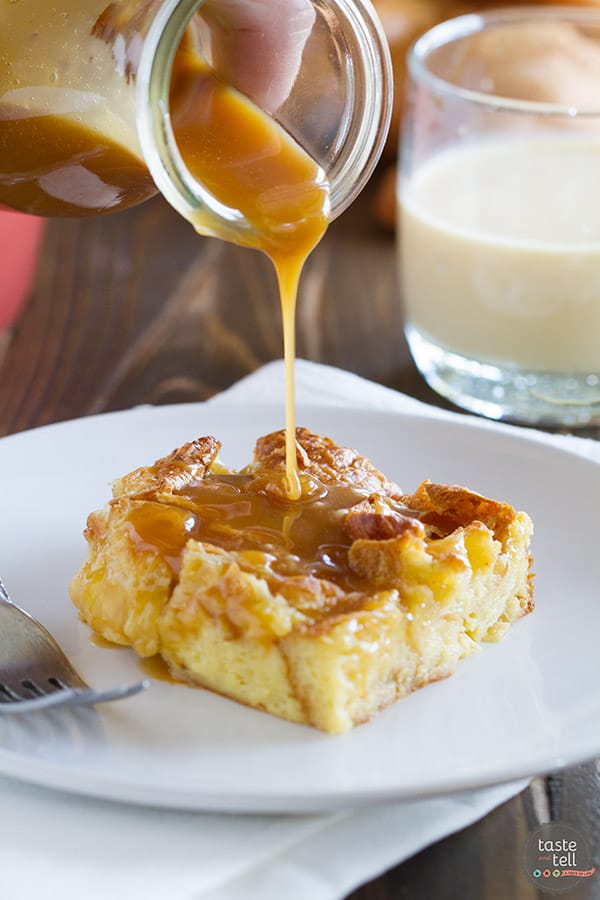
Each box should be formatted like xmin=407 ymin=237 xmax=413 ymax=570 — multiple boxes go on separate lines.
xmin=0 ymin=187 xmax=598 ymax=899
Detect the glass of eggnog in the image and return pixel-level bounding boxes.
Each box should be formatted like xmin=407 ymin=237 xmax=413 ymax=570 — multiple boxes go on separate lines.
xmin=399 ymin=7 xmax=600 ymax=427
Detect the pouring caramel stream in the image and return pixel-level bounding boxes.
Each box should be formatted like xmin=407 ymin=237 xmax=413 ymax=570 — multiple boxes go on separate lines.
xmin=170 ymin=47 xmax=330 ymax=498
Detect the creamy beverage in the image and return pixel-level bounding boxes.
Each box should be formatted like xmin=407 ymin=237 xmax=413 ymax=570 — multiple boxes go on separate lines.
xmin=400 ymin=136 xmax=600 ymax=373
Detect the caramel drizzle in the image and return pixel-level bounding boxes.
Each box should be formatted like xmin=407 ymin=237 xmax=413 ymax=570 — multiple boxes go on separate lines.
xmin=170 ymin=52 xmax=329 ymax=499
xmin=127 ymin=474 xmax=367 ymax=591
xmin=125 ymin=472 xmax=457 ymax=599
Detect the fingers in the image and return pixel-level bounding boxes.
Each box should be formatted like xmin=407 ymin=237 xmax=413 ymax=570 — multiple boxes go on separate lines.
xmin=201 ymin=0 xmax=315 ymax=112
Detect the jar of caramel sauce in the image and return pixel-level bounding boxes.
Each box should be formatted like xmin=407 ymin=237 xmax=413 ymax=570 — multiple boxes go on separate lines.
xmin=0 ymin=0 xmax=393 ymax=244
xmin=1 ymin=0 xmax=393 ymax=497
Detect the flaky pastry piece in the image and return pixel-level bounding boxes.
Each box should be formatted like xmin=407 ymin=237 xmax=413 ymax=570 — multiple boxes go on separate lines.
xmin=70 ymin=429 xmax=534 ymax=734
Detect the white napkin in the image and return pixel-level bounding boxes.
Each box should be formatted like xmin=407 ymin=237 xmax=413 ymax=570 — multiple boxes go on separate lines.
xmin=215 ymin=358 xmax=600 ymax=465
xmin=1 ymin=360 xmax=598 ymax=900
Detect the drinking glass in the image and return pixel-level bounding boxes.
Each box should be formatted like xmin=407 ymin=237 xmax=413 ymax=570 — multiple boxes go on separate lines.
xmin=399 ymin=8 xmax=600 ymax=427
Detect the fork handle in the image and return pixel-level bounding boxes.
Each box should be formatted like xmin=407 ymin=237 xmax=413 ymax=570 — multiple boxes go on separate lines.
xmin=0 ymin=680 xmax=149 ymax=714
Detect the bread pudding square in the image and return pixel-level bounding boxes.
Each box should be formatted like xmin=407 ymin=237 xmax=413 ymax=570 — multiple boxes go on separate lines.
xmin=70 ymin=428 xmax=534 ymax=734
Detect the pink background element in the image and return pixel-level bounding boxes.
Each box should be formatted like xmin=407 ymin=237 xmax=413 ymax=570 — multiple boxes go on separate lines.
xmin=0 ymin=209 xmax=45 ymax=332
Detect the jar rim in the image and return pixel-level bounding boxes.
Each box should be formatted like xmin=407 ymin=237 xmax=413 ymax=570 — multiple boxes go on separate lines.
xmin=136 ymin=0 xmax=393 ymax=233
xmin=410 ymin=6 xmax=600 ymax=119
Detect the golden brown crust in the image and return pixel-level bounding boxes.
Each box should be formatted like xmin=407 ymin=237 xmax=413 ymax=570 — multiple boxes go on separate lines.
xmin=343 ymin=495 xmax=424 ymax=541
xmin=252 ymin=427 xmax=403 ymax=498
xmin=112 ymin=437 xmax=221 ymax=499
xmin=402 ymin=480 xmax=517 ymax=540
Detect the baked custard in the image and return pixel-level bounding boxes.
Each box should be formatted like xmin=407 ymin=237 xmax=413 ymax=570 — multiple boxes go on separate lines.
xmin=70 ymin=428 xmax=534 ymax=733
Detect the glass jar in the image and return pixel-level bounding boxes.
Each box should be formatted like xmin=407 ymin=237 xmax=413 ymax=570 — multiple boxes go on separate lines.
xmin=0 ymin=0 xmax=392 ymax=243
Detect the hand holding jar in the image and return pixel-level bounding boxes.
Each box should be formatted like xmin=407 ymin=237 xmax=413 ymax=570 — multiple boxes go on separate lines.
xmin=0 ymin=0 xmax=392 ymax=239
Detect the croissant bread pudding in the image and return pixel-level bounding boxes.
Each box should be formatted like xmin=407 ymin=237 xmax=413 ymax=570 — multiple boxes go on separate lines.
xmin=70 ymin=429 xmax=534 ymax=734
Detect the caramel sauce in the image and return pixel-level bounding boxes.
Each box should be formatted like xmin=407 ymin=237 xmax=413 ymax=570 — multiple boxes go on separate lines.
xmin=127 ymin=474 xmax=370 ymax=592
xmin=91 ymin=636 xmax=184 ymax=686
xmin=0 ymin=116 xmax=156 ymax=216
xmin=171 ymin=49 xmax=329 ymax=497
xmin=89 ymin=632 xmax=124 ymax=649
xmin=137 ymin=654 xmax=183 ymax=685
xmin=0 ymin=0 xmax=155 ymax=215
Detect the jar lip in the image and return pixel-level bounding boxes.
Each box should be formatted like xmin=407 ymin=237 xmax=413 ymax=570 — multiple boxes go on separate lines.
xmin=322 ymin=0 xmax=394 ymax=219
xmin=409 ymin=6 xmax=600 ymax=118
xmin=136 ymin=0 xmax=393 ymax=231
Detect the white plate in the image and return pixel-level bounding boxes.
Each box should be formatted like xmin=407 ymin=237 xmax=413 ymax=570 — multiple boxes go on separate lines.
xmin=0 ymin=402 xmax=598 ymax=813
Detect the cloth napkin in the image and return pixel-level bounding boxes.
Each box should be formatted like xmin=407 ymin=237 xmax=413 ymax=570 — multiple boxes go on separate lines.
xmin=1 ymin=360 xmax=598 ymax=900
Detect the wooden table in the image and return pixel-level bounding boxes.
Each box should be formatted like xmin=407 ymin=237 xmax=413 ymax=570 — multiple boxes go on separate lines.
xmin=1 ymin=188 xmax=598 ymax=899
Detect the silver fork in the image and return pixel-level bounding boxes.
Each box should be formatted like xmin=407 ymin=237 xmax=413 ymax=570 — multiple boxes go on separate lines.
xmin=0 ymin=579 xmax=148 ymax=714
